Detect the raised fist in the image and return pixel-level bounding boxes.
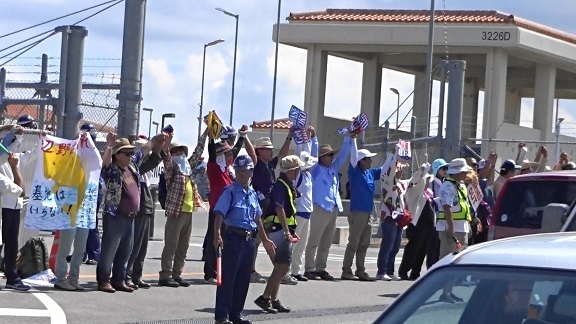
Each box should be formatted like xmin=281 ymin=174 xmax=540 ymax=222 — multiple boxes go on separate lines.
xmin=106 ymin=132 xmax=117 ymax=145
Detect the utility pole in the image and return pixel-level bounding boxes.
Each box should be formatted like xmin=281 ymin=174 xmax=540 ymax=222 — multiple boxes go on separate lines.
xmin=117 ymin=0 xmax=146 ymax=141
xmin=62 ymin=26 xmax=87 ymax=140
xmin=56 ymin=26 xmax=70 ymax=138
xmin=443 ymin=60 xmax=466 ymax=161
xmin=37 ymin=54 xmax=49 ymax=130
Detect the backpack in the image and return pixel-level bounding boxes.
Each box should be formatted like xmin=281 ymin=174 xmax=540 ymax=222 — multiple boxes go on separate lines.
xmin=158 ymin=172 xmax=167 ymax=210
xmin=16 ymin=237 xmax=49 ymax=279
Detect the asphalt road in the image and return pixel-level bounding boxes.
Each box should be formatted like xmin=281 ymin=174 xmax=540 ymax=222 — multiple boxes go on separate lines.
xmin=0 ymin=208 xmax=418 ymax=324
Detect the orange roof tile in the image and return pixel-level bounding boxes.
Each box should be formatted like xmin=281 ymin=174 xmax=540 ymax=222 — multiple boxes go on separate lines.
xmin=251 ymin=118 xmax=293 ymax=130
xmin=288 ymin=9 xmax=576 ymax=45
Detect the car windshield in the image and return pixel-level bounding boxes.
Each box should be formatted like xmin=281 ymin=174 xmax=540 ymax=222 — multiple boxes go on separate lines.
xmin=496 ymin=180 xmax=576 ymax=228
xmin=376 ymin=266 xmax=576 ymax=324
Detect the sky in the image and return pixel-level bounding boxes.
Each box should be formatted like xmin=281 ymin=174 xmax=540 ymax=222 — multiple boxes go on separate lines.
xmin=2 ymin=0 xmax=576 ymax=152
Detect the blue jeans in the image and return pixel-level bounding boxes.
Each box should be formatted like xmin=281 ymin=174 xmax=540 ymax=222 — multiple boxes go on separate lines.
xmin=215 ymin=229 xmax=255 ymax=321
xmin=126 ymin=214 xmax=150 ymax=282
xmin=85 ymin=212 xmax=101 ymax=261
xmin=96 ymin=213 xmax=134 ymax=284
xmin=377 ymin=217 xmax=402 ymax=276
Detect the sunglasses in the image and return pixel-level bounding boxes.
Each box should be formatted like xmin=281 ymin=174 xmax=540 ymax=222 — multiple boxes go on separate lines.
xmin=118 ymin=150 xmax=134 ymax=156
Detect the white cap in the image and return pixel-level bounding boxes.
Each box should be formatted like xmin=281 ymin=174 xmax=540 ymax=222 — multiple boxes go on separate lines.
xmin=357 ymin=149 xmax=377 ymax=160
xmin=447 ymin=158 xmax=472 ymax=175
xmin=299 ymin=151 xmax=318 ymax=170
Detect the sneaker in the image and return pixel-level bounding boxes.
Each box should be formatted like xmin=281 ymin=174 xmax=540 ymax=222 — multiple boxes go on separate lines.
xmin=204 ymin=278 xmax=217 ymax=285
xmin=250 ymin=271 xmax=266 ymax=283
xmin=254 ymin=295 xmax=278 ymax=314
xmin=54 ymin=280 xmax=76 ymax=291
xmin=439 ymin=293 xmax=457 ymax=303
xmin=6 ymin=281 xmax=31 ymax=291
xmin=69 ymin=280 xmax=85 ymax=291
xmin=174 ymin=277 xmax=190 ymax=287
xmin=316 ymin=270 xmax=335 ymax=281
xmin=291 ymin=274 xmax=308 ymax=282
xmin=341 ymin=271 xmax=357 ymax=280
xmin=450 ymin=293 xmax=464 ymax=302
xmin=303 ymin=271 xmax=320 ymax=280
xmin=158 ymin=278 xmax=179 ymax=288
xmin=271 ymin=299 xmax=291 ymax=313
xmin=280 ymin=274 xmax=297 ymax=285
xmin=389 ymin=274 xmax=402 ymax=281
xmin=376 ymin=274 xmax=391 ymax=281
xmin=356 ymin=272 xmax=376 ymax=282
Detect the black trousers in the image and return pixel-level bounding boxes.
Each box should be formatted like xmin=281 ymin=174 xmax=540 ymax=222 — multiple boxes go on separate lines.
xmin=2 ymin=208 xmax=21 ymax=284
xmin=126 ymin=213 xmax=150 ymax=282
xmin=398 ymin=202 xmax=436 ymax=279
xmin=203 ymin=210 xmax=217 ymax=280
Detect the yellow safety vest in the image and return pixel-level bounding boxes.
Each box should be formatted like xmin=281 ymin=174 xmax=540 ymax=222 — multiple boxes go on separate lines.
xmin=263 ymin=178 xmax=297 ymax=228
xmin=438 ymin=178 xmax=472 ymax=222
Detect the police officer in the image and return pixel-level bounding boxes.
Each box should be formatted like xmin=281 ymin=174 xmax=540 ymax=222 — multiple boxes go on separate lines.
xmin=254 ymin=155 xmax=304 ymax=314
xmin=213 ymin=155 xmax=275 ymax=324
xmin=17 ymin=115 xmax=37 ymax=129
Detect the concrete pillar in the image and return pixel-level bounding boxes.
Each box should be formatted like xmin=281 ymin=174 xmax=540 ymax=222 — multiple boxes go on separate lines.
xmin=462 ymin=78 xmax=479 ymax=141
xmin=360 ymin=55 xmax=382 ymax=126
xmin=504 ymin=89 xmax=522 ymax=125
xmin=412 ymin=71 xmax=428 ymax=136
xmin=533 ymin=64 xmax=556 ymax=141
xmin=303 ymin=44 xmax=328 ymax=134
xmin=481 ymin=48 xmax=508 ymax=156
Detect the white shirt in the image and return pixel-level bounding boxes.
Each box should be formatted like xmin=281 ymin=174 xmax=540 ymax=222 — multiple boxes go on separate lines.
xmin=294 ymin=170 xmax=313 ymax=213
xmin=436 ymin=179 xmax=470 ymax=234
xmin=0 ymin=137 xmax=37 ymax=209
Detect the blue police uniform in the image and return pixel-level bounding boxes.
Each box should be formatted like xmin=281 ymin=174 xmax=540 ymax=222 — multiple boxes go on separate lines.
xmin=214 ymin=167 xmax=261 ymax=322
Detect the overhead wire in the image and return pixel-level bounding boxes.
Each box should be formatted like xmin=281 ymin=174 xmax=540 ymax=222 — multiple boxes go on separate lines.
xmin=0 ymin=0 xmax=121 ymax=39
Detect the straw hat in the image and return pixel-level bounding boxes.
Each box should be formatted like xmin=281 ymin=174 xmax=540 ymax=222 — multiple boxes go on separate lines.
xmin=112 ymin=138 xmax=135 ymax=155
xmin=214 ymin=141 xmax=234 ymax=156
xmin=280 ymin=155 xmax=305 ymax=172
xmin=254 ymin=137 xmax=274 ymax=149
xmin=521 ymin=159 xmax=539 ymax=170
xmin=318 ymin=144 xmax=337 ymax=157
xmin=169 ymin=141 xmax=189 ymax=157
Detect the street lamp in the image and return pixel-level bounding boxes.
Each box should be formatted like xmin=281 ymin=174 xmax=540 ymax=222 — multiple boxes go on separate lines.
xmin=555 ymin=117 xmax=565 ymax=163
xmin=161 ymin=113 xmax=176 ymax=130
xmin=269 ymin=0 xmax=282 ymax=142
xmin=199 ymin=39 xmax=225 ymax=141
xmin=142 ymin=107 xmax=153 ymax=138
xmin=389 ymin=88 xmax=400 ymax=130
xmin=216 ymin=7 xmax=239 ymax=126
xmin=152 ymin=121 xmax=159 ymax=135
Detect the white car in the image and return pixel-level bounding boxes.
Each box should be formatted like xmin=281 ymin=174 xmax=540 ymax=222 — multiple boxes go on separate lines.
xmin=374 ymin=232 xmax=576 ymax=324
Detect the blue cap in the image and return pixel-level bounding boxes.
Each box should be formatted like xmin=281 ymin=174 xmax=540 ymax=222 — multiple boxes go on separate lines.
xmin=500 ymin=159 xmax=521 ymax=172
xmin=432 ymin=158 xmax=449 ymax=177
xmin=234 ymin=155 xmax=254 ymax=170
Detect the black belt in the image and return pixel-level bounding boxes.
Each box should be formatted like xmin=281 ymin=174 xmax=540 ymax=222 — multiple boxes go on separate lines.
xmin=225 ymin=225 xmax=257 ymax=241
xmin=118 ymin=211 xmax=138 ymax=218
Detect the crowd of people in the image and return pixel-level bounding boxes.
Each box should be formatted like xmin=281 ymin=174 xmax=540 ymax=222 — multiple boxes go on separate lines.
xmin=0 ymin=114 xmax=574 ymax=324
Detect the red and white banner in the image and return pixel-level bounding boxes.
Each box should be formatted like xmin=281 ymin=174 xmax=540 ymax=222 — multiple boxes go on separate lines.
xmin=467 ymin=182 xmax=484 ymax=211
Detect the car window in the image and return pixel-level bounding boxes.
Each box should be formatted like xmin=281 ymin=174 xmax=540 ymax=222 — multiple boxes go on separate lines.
xmin=497 ymin=181 xmax=576 ymax=228
xmin=375 ymin=266 xmax=576 ymax=324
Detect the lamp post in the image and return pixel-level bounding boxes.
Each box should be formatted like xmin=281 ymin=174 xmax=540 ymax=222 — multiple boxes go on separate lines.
xmin=555 ymin=117 xmax=565 ymax=163
xmin=152 ymin=121 xmax=159 ymax=135
xmin=216 ymin=7 xmax=239 ymax=126
xmin=161 ymin=113 xmax=176 ymax=130
xmin=390 ymin=88 xmax=400 ymax=130
xmin=142 ymin=107 xmax=153 ymax=138
xmin=269 ymin=0 xmax=282 ymax=142
xmin=199 ymin=39 xmax=225 ymax=141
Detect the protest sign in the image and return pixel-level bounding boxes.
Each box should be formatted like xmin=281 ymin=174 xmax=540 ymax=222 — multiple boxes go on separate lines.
xmin=467 ymin=182 xmax=484 ymax=211
xmin=288 ymin=105 xmax=309 ymax=144
xmin=337 ymin=112 xmax=369 ymax=135
xmin=25 ymin=134 xmax=102 ymax=230
xmin=207 ymin=111 xmax=223 ymax=139
xmin=397 ymin=139 xmax=412 ymax=161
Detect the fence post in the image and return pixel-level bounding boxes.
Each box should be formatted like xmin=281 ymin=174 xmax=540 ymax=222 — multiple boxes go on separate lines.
xmin=55 ymin=26 xmax=70 ymax=138
xmin=62 ymin=26 xmax=87 ymax=140
xmin=443 ymin=60 xmax=467 ymax=161
xmin=383 ymin=120 xmax=390 ymax=153
xmin=38 ymin=54 xmax=49 ymax=130
xmin=410 ymin=116 xmax=416 ymax=174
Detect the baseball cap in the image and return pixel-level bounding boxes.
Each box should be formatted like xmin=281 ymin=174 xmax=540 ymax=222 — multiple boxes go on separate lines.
xmin=233 ymin=155 xmax=254 ymax=170
xmin=357 ymin=149 xmax=377 ymax=160
xmin=477 ymin=159 xmax=486 ymax=170
xmin=500 ymin=159 xmax=521 ymax=172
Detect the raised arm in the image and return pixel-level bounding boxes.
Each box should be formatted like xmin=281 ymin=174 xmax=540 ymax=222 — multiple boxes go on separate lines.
xmin=102 ymin=132 xmax=117 ymax=168
xmin=349 ymin=136 xmax=359 ymax=168
xmin=239 ymin=125 xmax=257 ymax=167
xmin=277 ymin=127 xmax=294 ymax=160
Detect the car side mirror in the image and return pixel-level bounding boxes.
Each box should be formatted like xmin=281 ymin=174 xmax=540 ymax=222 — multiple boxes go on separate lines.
xmin=542 ymin=203 xmax=569 ymax=233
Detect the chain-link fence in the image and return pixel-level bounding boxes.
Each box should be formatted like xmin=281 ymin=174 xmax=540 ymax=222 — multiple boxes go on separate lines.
xmin=2 ymin=56 xmax=121 ymax=151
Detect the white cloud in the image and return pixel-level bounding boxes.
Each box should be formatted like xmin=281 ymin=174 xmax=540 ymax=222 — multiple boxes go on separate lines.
xmin=144 ymin=58 xmax=175 ymax=90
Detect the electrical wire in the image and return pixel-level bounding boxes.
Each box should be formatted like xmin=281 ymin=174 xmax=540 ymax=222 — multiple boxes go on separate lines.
xmin=0 ymin=29 xmax=53 ymax=54
xmin=0 ymin=0 xmax=121 ymax=39
xmin=72 ymin=0 xmax=124 ymax=26
xmin=0 ymin=32 xmax=58 ymax=67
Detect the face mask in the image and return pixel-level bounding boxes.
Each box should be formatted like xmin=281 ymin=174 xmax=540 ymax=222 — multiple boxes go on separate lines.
xmin=171 ymin=155 xmax=191 ymax=176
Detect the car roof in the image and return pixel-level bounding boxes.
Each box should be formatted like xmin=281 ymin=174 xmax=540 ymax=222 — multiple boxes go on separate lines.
xmin=437 ymin=233 xmax=576 ymax=270
xmin=509 ymin=170 xmax=576 ymax=181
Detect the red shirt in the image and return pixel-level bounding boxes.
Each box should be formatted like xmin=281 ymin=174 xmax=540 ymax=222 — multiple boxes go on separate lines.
xmin=207 ymin=160 xmax=234 ymax=209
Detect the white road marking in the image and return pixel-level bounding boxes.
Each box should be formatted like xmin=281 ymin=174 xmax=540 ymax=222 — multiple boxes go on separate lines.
xmin=32 ymin=291 xmax=67 ymax=324
xmin=0 ymin=308 xmax=50 ymax=317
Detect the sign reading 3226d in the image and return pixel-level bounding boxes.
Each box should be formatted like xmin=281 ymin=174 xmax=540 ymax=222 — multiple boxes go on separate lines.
xmin=481 ymin=31 xmax=511 ymax=41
